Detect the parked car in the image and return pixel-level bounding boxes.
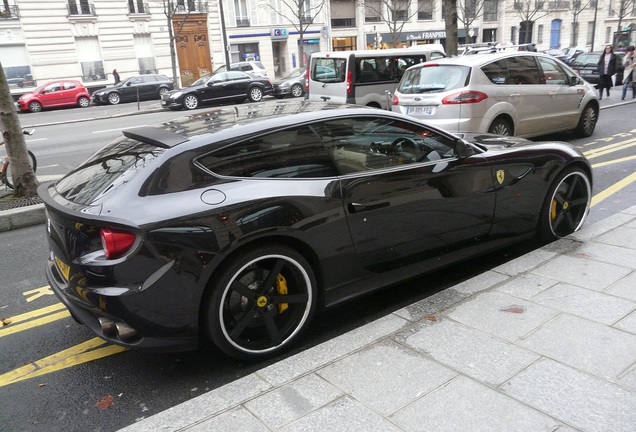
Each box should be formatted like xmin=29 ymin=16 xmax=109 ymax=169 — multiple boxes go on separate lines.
xmin=161 ymin=71 xmax=273 ymax=110
xmin=391 ymin=51 xmax=600 ymax=138
xmin=38 ymin=99 xmax=592 ymax=360
xmin=273 ymin=68 xmax=306 ymax=98
xmin=7 ymin=77 xmax=24 ymax=88
xmin=16 ymin=80 xmax=90 ymax=113
xmin=560 ymin=46 xmax=587 ymax=64
xmin=569 ymin=51 xmax=626 ymax=86
xmin=213 ymin=61 xmax=268 ymax=77
xmin=91 ymin=74 xmax=174 ymax=105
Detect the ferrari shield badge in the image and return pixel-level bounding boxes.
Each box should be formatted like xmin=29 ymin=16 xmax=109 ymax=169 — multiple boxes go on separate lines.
xmin=496 ymin=170 xmax=505 ymax=185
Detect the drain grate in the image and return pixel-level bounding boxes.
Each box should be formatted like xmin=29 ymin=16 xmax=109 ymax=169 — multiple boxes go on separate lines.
xmin=0 ymin=181 xmax=52 ymax=211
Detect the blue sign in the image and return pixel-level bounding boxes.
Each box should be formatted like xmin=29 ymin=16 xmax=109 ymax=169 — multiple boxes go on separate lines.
xmin=271 ymin=28 xmax=288 ymax=39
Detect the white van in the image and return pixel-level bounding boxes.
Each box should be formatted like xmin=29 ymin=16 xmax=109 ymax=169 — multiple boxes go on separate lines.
xmin=307 ymin=45 xmax=446 ymax=109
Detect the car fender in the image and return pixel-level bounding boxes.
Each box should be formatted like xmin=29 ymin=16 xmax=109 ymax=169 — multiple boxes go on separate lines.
xmin=478 ymin=100 xmax=519 ymax=133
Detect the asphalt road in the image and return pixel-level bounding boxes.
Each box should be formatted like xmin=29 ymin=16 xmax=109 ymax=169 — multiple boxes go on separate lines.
xmin=2 ymin=99 xmax=636 ymax=431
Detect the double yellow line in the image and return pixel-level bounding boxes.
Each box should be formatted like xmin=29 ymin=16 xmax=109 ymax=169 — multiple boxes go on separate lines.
xmin=584 ymin=137 xmax=636 ymax=207
xmin=0 ymin=296 xmax=126 ymax=387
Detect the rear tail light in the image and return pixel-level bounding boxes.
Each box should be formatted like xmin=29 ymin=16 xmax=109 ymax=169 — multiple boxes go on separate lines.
xmin=305 ymin=68 xmax=309 ymax=92
xmin=100 ymin=228 xmax=136 ymax=259
xmin=392 ymin=93 xmax=399 ymax=106
xmin=442 ymin=91 xmax=488 ymax=105
xmin=346 ymin=70 xmax=352 ymax=94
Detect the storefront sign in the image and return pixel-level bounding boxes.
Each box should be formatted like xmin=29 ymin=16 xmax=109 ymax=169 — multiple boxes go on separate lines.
xmin=271 ymin=28 xmax=288 ymax=39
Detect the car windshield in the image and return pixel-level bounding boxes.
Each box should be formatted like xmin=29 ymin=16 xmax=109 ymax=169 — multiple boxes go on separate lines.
xmin=284 ymin=69 xmax=304 ymax=79
xmin=192 ymin=73 xmax=214 ymax=86
xmin=397 ymin=65 xmax=470 ymax=94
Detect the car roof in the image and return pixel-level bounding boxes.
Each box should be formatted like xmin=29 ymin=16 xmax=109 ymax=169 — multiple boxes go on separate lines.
xmin=408 ymin=51 xmax=560 ymax=69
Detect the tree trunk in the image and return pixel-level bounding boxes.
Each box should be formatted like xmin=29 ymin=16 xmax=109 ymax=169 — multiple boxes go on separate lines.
xmin=0 ymin=62 xmax=39 ymax=197
xmin=444 ymin=0 xmax=459 ymax=56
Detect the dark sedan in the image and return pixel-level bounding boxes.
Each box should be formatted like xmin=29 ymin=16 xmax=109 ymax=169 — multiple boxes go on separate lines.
xmin=570 ymin=51 xmax=626 ymax=86
xmin=273 ymin=68 xmax=306 ymax=98
xmin=38 ymin=100 xmax=592 ymax=361
xmin=91 ymin=74 xmax=174 ymax=105
xmin=161 ymin=71 xmax=273 ymax=110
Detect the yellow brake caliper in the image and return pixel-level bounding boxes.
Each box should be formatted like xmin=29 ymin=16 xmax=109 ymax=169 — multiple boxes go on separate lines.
xmin=550 ymin=199 xmax=558 ymax=221
xmin=276 ymin=273 xmax=288 ymax=313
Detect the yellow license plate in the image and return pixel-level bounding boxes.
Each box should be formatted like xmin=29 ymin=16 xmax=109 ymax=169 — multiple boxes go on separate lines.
xmin=54 ymin=255 xmax=70 ymax=282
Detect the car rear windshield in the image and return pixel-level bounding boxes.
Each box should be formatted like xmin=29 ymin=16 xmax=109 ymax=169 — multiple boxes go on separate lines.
xmin=54 ymin=138 xmax=165 ymax=205
xmin=397 ymin=64 xmax=470 ymax=94
xmin=571 ymin=53 xmax=599 ymax=67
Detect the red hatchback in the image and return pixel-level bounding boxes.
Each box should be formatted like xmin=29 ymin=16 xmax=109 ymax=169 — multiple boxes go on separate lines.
xmin=16 ymin=80 xmax=91 ymax=113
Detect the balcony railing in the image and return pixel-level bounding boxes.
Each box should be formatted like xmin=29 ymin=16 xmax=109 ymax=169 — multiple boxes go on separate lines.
xmin=128 ymin=1 xmax=149 ymax=14
xmin=0 ymin=5 xmax=19 ymax=19
xmin=331 ymin=18 xmax=355 ymax=27
xmin=548 ymin=0 xmax=569 ymax=8
xmin=67 ymin=2 xmax=96 ymax=16
xmin=175 ymin=1 xmax=208 ymax=13
xmin=236 ymin=17 xmax=250 ymax=27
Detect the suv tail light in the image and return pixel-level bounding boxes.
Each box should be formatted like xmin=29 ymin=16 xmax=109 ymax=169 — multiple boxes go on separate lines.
xmin=346 ymin=70 xmax=352 ymax=94
xmin=442 ymin=91 xmax=488 ymax=105
xmin=101 ymin=228 xmax=136 ymax=259
xmin=392 ymin=93 xmax=399 ymax=106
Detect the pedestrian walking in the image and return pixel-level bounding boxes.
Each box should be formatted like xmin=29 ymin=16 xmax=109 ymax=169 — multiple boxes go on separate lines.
xmin=597 ymin=45 xmax=618 ymax=100
xmin=113 ymin=69 xmax=121 ymax=84
xmin=622 ymin=45 xmax=636 ymax=100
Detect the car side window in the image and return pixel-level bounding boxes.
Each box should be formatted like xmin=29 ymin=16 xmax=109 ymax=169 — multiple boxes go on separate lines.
xmin=537 ymin=57 xmax=568 ymax=85
xmin=197 ymin=126 xmax=338 ymax=178
xmin=481 ymin=59 xmax=508 ymax=85
xmin=44 ymin=83 xmax=62 ymax=93
xmin=317 ymin=117 xmax=455 ymax=175
xmin=63 ymin=82 xmax=77 ymax=90
xmin=505 ymin=56 xmax=542 ymax=85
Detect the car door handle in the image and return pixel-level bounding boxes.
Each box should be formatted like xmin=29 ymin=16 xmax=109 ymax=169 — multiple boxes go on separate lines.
xmin=348 ymin=203 xmax=366 ymax=213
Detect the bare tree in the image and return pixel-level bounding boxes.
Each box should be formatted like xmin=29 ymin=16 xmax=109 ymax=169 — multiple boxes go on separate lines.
xmin=0 ymin=63 xmax=38 ymax=197
xmin=613 ymin=0 xmax=636 ymax=48
xmin=508 ymin=0 xmax=554 ymax=44
xmin=457 ymin=0 xmax=486 ymax=45
xmin=360 ymin=0 xmax=428 ymax=48
xmin=568 ymin=0 xmax=594 ymax=47
xmin=444 ymin=0 xmax=459 ymax=55
xmin=268 ymin=0 xmax=325 ymax=67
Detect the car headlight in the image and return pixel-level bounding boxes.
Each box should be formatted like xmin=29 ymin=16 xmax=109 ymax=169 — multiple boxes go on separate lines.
xmin=279 ymin=82 xmax=290 ymax=88
xmin=169 ymin=91 xmax=182 ymax=99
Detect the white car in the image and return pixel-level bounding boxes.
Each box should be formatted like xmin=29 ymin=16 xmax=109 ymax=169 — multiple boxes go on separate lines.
xmin=391 ymin=51 xmax=600 ymax=138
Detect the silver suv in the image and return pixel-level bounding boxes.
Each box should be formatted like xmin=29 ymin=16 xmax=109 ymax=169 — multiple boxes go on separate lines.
xmin=391 ymin=51 xmax=600 ymax=138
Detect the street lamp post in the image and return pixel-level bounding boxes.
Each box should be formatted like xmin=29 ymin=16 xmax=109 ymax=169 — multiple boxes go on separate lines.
xmin=219 ymin=0 xmax=231 ymax=68
xmin=591 ymin=0 xmax=599 ymax=51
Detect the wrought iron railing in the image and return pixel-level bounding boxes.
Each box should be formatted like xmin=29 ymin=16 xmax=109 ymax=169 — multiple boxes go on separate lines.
xmin=67 ymin=1 xmax=96 ymax=16
xmin=128 ymin=1 xmax=149 ymax=14
xmin=0 ymin=5 xmax=19 ymax=19
xmin=175 ymin=1 xmax=208 ymax=13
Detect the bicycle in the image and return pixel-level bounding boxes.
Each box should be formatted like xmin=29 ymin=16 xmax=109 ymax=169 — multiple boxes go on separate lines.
xmin=0 ymin=129 xmax=37 ymax=189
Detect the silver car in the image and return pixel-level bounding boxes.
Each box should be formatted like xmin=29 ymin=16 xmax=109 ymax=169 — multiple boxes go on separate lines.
xmin=391 ymin=51 xmax=600 ymax=138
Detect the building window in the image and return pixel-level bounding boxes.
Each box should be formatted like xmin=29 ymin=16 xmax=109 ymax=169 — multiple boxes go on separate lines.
xmin=511 ymin=26 xmax=517 ymax=44
xmin=234 ymin=0 xmax=250 ymax=27
xmin=1 ymin=45 xmax=34 ymax=88
xmin=128 ymin=0 xmax=147 ymax=14
xmin=134 ymin=34 xmax=156 ymax=74
xmin=67 ymin=0 xmax=94 ymax=16
xmin=365 ymin=0 xmax=382 ymax=22
xmin=605 ymin=26 xmax=611 ymax=43
xmin=538 ymin=24 xmax=543 ymax=43
xmin=76 ymin=37 xmax=105 ymax=81
xmin=418 ymin=0 xmax=433 ymax=20
xmin=586 ymin=21 xmax=594 ymax=43
xmin=483 ymin=28 xmax=496 ymax=42
xmin=483 ymin=0 xmax=498 ymax=21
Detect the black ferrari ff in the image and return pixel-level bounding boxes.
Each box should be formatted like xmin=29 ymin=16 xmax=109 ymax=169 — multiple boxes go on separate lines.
xmin=39 ymin=100 xmax=592 ymax=360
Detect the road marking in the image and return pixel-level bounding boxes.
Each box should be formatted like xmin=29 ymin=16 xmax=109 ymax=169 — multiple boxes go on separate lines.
xmin=25 ymin=138 xmax=47 ymax=143
xmin=591 ymin=154 xmax=636 ymax=168
xmin=0 ymin=338 xmax=127 ymax=387
xmin=23 ymin=285 xmax=55 ymax=302
xmin=591 ymin=170 xmax=636 ymax=207
xmin=583 ymin=137 xmax=636 ymax=159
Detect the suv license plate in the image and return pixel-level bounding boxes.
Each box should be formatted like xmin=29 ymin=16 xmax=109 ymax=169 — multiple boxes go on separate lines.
xmin=407 ymin=106 xmax=434 ymax=115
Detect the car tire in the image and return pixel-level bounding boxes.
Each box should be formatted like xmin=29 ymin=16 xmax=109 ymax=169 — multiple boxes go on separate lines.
xmin=248 ymin=86 xmax=263 ymax=102
xmin=158 ymin=87 xmax=169 ymax=99
xmin=28 ymin=101 xmax=42 ymax=113
xmin=537 ymin=167 xmax=591 ymax=242
xmin=78 ymin=97 xmax=90 ymax=108
xmin=573 ymin=103 xmax=597 ymax=138
xmin=488 ymin=117 xmax=513 ymax=136
xmin=204 ymin=244 xmax=317 ymax=361
xmin=183 ymin=94 xmax=199 ymax=110
xmin=107 ymin=92 xmax=121 ymax=105
xmin=291 ymin=84 xmax=304 ymax=98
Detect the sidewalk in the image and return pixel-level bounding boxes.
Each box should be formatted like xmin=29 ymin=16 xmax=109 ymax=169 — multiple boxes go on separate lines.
xmin=118 ymin=206 xmax=636 ymax=432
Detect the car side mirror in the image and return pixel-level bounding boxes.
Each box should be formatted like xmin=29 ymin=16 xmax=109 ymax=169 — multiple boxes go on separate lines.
xmin=571 ymin=76 xmax=583 ymax=85
xmin=126 ymin=82 xmax=131 ymax=86
xmin=454 ymin=138 xmax=476 ymax=158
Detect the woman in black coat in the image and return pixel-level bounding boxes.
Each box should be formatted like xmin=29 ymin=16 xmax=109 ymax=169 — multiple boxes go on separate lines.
xmin=597 ymin=45 xmax=618 ymax=99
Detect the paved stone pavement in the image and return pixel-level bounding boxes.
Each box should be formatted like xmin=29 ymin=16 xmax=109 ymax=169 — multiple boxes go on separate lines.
xmin=115 ymin=205 xmax=636 ymax=432
xmin=2 ymin=94 xmax=635 ymax=432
